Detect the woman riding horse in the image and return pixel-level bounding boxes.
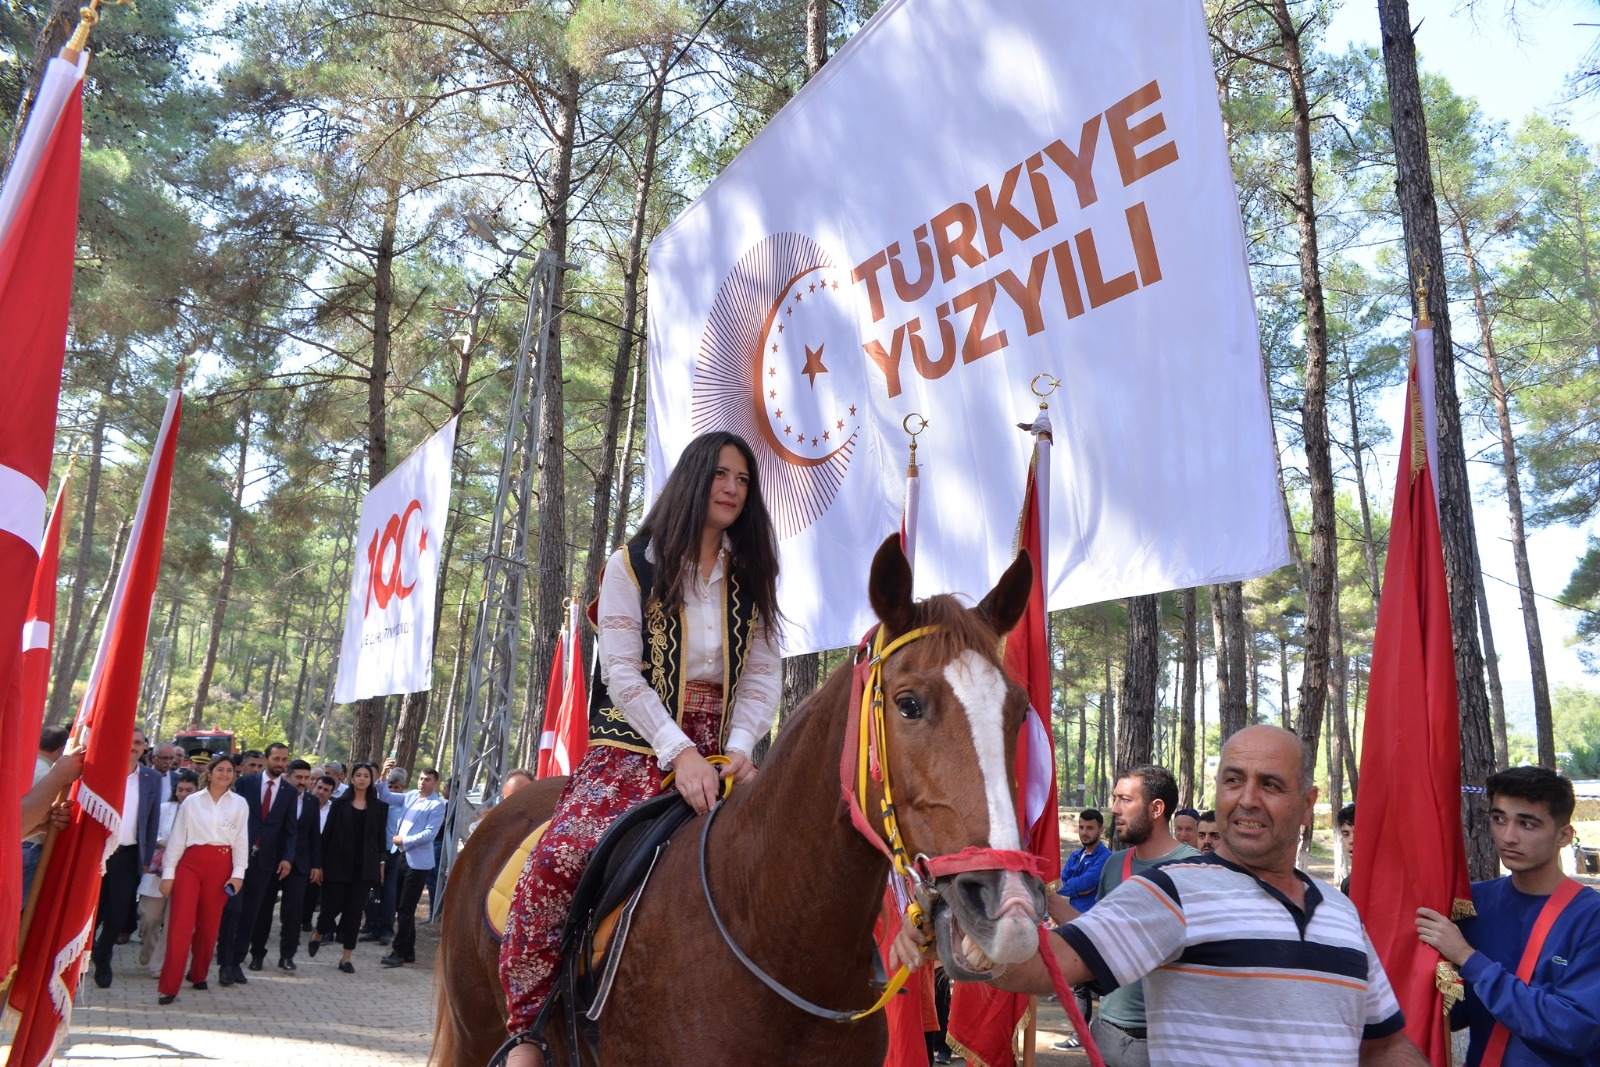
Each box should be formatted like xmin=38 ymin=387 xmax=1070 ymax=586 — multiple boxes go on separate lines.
xmin=498 ymin=430 xmax=784 ymax=1066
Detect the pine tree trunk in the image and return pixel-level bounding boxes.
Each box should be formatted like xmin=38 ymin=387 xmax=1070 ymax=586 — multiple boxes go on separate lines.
xmin=1179 ymin=588 xmax=1198 ymax=807
xmin=1210 ymin=586 xmax=1231 ymax=731
xmin=1267 ymin=0 xmax=1335 ymax=761
xmin=191 ymin=405 xmax=252 ymax=723
xmin=527 ymin=62 xmax=580 ymax=755
xmin=1474 ymin=567 xmax=1510 ymax=767
xmin=3 ymin=0 xmax=78 ymax=169
xmin=49 ymin=368 xmax=113 ymax=724
xmin=350 ymin=186 xmax=402 ymax=769
xmin=1116 ymin=595 xmax=1159 ymax=770
xmin=611 ymin=339 xmax=644 ymax=554
xmin=1100 ymin=628 xmax=1115 ymax=795
xmin=1461 ymin=227 xmax=1553 ymax=766
xmin=583 ymin=45 xmax=670 ymax=647
xmin=68 ymin=516 xmax=129 ymax=697
xmin=805 ymin=0 xmax=828 ymax=76
xmin=1343 ymin=343 xmax=1383 ymax=599
xmin=1221 ymin=582 xmax=1249 ymax=739
xmin=1377 ymin=0 xmax=1498 ymax=878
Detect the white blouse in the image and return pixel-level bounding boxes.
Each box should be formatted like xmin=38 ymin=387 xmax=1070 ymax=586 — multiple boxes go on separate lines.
xmin=597 ymin=539 xmax=782 ymax=767
xmin=162 ymin=789 xmax=249 ymax=880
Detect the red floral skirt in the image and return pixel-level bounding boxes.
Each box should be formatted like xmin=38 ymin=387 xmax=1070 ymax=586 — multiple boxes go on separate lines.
xmin=499 ymin=682 xmax=725 ymax=1033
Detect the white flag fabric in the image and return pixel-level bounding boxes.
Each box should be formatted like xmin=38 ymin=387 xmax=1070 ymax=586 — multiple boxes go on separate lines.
xmin=334 ymin=418 xmax=457 ymax=701
xmin=646 ymin=0 xmax=1288 ymax=654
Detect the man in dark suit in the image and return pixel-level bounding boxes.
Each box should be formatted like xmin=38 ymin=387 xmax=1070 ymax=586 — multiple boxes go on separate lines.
xmin=90 ymin=729 xmax=162 ymax=988
xmin=266 ymin=760 xmax=321 ymax=971
xmin=218 ymin=741 xmax=297 ymax=985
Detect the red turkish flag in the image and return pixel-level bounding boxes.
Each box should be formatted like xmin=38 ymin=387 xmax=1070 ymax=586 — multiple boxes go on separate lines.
xmin=949 ymin=440 xmax=1059 ymax=1067
xmin=7 ymin=389 xmax=181 ymax=1067
xmin=537 ymin=603 xmax=589 ymax=779
xmin=0 ymin=475 xmax=70 ymax=980
xmin=0 ymin=50 xmax=85 ymax=865
xmin=1349 ymin=327 xmax=1470 ymax=1067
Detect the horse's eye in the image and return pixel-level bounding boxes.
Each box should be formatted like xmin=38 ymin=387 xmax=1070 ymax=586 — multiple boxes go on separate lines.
xmin=896 ymin=695 xmax=924 ymax=721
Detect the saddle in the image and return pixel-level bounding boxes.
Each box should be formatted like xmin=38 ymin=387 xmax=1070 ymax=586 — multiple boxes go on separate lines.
xmin=508 ymin=791 xmax=697 ymax=1065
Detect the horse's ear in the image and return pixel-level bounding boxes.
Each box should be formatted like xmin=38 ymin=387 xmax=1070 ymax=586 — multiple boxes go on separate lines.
xmin=976 ymin=549 xmax=1034 ymax=637
xmin=868 ymin=535 xmax=915 ymax=636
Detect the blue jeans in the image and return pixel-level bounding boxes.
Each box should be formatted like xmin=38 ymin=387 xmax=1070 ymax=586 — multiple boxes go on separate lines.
xmin=20 ymin=840 xmax=42 ymax=902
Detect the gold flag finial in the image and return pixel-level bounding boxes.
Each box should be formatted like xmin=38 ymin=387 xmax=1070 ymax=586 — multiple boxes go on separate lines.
xmin=1030 ymin=372 xmax=1061 ymax=410
xmin=61 ymin=0 xmax=129 ymax=60
xmin=1413 ymin=252 xmax=1433 ymax=330
xmin=1408 ymin=334 xmax=1426 ymax=482
xmin=902 ymin=413 xmax=928 ymax=475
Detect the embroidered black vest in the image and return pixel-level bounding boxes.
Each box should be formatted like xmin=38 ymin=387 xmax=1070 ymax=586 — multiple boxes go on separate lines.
xmin=587 ymin=538 xmax=760 ymax=755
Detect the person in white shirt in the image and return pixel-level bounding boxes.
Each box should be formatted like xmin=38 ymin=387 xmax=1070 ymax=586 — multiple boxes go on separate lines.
xmin=138 ymin=769 xmax=199 ymax=975
xmin=157 ymin=756 xmax=248 ymax=1004
xmin=497 ymin=431 xmax=784 ymax=1066
xmin=90 ymin=729 xmax=163 ymax=989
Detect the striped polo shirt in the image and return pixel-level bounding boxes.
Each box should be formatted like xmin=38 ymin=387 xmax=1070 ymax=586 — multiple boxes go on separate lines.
xmin=1059 ymin=852 xmax=1405 ymax=1065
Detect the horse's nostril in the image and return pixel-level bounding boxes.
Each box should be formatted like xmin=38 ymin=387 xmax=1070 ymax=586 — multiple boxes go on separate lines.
xmin=957 ymin=876 xmax=989 ymax=917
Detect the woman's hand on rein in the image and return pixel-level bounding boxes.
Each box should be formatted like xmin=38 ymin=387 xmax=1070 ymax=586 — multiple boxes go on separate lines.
xmin=670 ymin=749 xmax=721 ymax=815
xmin=720 ymin=752 xmax=758 ymax=784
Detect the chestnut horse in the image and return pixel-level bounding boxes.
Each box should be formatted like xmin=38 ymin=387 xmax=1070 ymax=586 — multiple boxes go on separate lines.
xmin=433 ymin=537 xmax=1049 ymax=1066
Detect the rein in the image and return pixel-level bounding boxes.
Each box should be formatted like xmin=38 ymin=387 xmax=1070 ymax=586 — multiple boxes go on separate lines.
xmin=697 ymin=622 xmax=1050 ymax=1025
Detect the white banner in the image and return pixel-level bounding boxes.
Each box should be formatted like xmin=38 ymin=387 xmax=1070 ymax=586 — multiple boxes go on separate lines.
xmin=646 ymin=0 xmax=1289 ymax=654
xmin=335 ymin=418 xmax=457 ymax=701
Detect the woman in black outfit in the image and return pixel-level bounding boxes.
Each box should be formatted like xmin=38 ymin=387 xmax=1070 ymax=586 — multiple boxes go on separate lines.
xmin=307 ymin=762 xmax=387 ymax=972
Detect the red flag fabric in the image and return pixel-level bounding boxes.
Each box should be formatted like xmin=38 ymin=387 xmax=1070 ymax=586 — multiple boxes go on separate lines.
xmin=876 ymin=887 xmax=932 ymax=1067
xmin=537 ymin=603 xmax=589 ymax=779
xmin=0 ymin=55 xmax=86 ymax=946
xmin=535 ymin=630 xmax=567 ymax=779
xmin=949 ymin=444 xmax=1058 ymax=1067
xmin=7 ymin=389 xmax=181 ymax=1067
xmin=1350 ymin=328 xmax=1469 ymax=1067
xmin=0 ymin=476 xmax=70 ymax=982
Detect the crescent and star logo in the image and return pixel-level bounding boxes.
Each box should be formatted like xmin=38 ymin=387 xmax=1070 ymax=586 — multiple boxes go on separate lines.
xmin=691 ymin=233 xmax=866 ymax=540
xmin=362 ymin=499 xmax=430 ymax=618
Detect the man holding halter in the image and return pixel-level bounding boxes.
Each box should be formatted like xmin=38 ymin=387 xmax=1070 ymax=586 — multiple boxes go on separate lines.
xmin=907 ymin=726 xmax=1429 ymax=1065
xmin=1414 ymin=767 xmax=1600 ymax=1066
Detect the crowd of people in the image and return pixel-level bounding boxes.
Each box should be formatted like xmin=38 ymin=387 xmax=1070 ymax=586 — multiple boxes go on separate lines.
xmin=959 ymin=727 xmax=1600 ymax=1067
xmin=25 ymin=727 xmax=466 ymax=1006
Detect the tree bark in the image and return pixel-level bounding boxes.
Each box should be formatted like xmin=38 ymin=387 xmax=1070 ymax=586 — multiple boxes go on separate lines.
xmin=805 ymin=0 xmax=828 ymax=76
xmin=1209 ymin=585 xmax=1231 ymax=732
xmin=3 ymin=0 xmax=78 ymax=171
xmin=1474 ymin=566 xmax=1511 ymax=767
xmin=191 ymin=404 xmax=252 ymax=723
xmin=611 ymin=331 xmax=644 ymax=554
xmin=1224 ymin=582 xmax=1249 ymax=738
xmin=526 ymin=61 xmax=581 ymax=758
xmin=1264 ymin=0 xmax=1335 ymax=763
xmin=1461 ymin=224 xmax=1553 ymax=766
xmin=1179 ymin=588 xmax=1198 ymax=807
xmin=68 ymin=516 xmax=129 ymax=700
xmin=49 ymin=366 xmax=114 ymax=723
xmin=583 ymin=45 xmax=670 ymax=642
xmin=1100 ymin=622 xmax=1115 ymax=798
xmin=1116 ymin=595 xmax=1159 ymax=771
xmin=1343 ymin=342 xmax=1383 ymax=599
xmin=1377 ymin=0 xmax=1498 ymax=878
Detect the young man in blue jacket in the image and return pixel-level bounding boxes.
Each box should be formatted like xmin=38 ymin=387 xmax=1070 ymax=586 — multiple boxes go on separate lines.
xmin=1050 ymin=807 xmax=1111 ymax=1051
xmin=1416 ymin=767 xmax=1600 ymax=1066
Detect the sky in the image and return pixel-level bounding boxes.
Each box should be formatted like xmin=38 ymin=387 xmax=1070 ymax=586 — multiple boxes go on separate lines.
xmin=1324 ymin=0 xmax=1600 ymax=698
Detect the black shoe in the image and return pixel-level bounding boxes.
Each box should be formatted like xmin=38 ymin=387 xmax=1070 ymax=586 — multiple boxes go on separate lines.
xmin=192 ymin=981 xmax=208 ymax=990
xmin=380 ymin=953 xmax=406 ymax=967
xmin=358 ymin=931 xmax=382 ymax=942
xmin=307 ymin=938 xmax=321 ymax=958
xmin=247 ymin=956 xmax=264 ymax=972
xmin=338 ymin=961 xmax=354 ymax=974
xmin=218 ymin=968 xmax=234 ymax=987
xmin=377 ymin=935 xmax=391 ymax=946
xmin=158 ymin=994 xmax=176 ymax=1005
xmin=94 ymin=974 xmax=112 ymax=989
xmin=231 ymin=965 xmax=248 ymax=984
xmin=278 ymin=957 xmax=296 ymax=972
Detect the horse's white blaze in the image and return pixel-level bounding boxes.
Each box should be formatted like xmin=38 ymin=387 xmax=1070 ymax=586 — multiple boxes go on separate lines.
xmin=944 ymin=651 xmax=1021 ymax=851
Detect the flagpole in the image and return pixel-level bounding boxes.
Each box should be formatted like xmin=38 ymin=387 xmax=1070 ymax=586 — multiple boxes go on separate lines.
xmin=1021 ymin=374 xmax=1057 ymax=1067
xmin=900 ymin=413 xmax=926 ymax=572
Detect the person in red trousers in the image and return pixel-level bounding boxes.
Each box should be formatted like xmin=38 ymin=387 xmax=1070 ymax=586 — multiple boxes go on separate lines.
xmin=157 ymin=754 xmax=248 ymax=1003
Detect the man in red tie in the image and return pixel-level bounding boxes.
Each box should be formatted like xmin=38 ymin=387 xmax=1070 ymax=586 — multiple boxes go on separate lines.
xmin=217 ymin=742 xmax=297 ymax=986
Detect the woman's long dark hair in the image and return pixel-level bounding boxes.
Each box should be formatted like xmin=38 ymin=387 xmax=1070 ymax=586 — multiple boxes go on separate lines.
xmin=634 ymin=431 xmax=781 ymax=629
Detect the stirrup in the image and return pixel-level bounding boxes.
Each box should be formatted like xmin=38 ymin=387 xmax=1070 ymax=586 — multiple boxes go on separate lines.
xmin=487 ymin=1031 xmax=547 ymax=1067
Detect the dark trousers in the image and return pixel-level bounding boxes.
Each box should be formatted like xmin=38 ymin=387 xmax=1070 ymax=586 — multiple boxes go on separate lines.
xmin=218 ymin=849 xmax=279 ymax=966
xmin=317 ymin=878 xmax=376 ymax=950
xmin=275 ymin=870 xmax=309 ymax=959
xmin=363 ymin=850 xmax=400 ymax=934
xmin=302 ymin=880 xmax=320 ymax=929
xmin=91 ymin=844 xmax=142 ymax=981
xmin=391 ymin=858 xmax=428 ymax=959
